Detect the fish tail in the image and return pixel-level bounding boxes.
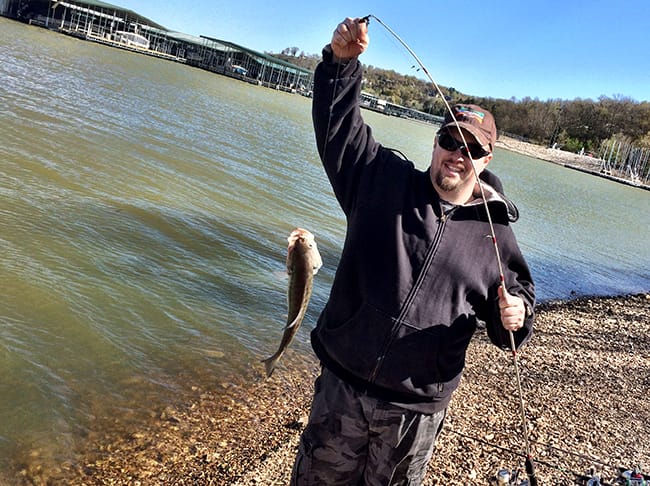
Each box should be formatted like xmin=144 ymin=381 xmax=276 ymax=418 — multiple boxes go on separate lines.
xmin=261 ymin=354 xmax=280 ymax=378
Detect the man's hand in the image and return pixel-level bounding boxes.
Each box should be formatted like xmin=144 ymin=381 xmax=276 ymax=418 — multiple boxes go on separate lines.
xmin=498 ymin=286 xmax=526 ymax=331
xmin=331 ymin=17 xmax=369 ymax=62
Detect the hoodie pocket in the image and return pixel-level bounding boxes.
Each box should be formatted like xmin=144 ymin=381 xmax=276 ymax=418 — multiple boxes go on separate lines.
xmin=317 ymin=302 xmax=398 ymax=380
xmin=374 ymin=320 xmax=468 ymax=398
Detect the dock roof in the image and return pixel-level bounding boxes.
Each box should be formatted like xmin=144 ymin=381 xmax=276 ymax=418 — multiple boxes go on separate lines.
xmin=54 ymin=0 xmax=167 ymax=30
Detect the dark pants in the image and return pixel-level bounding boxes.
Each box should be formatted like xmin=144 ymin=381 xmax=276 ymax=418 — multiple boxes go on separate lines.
xmin=291 ymin=368 xmax=446 ymax=486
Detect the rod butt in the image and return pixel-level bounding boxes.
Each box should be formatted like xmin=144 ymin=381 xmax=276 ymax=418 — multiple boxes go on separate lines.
xmin=525 ymin=456 xmax=538 ymax=486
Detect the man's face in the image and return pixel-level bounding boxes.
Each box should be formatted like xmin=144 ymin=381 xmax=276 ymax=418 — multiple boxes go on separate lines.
xmin=430 ymin=127 xmax=492 ymax=198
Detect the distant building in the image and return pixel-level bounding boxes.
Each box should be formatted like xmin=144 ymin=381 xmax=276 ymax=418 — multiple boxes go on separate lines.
xmin=361 ymin=92 xmax=444 ymax=124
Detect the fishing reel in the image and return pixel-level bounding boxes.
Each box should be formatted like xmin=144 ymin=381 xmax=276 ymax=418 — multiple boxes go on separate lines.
xmin=493 ymin=468 xmax=530 ymax=485
xmin=575 ymin=467 xmax=605 ymax=486
xmin=575 ymin=465 xmax=648 ymax=486
xmin=616 ymin=466 xmax=648 ymax=486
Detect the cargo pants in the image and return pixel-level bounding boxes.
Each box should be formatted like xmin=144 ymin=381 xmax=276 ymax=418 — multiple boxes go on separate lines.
xmin=291 ymin=367 xmax=447 ymax=486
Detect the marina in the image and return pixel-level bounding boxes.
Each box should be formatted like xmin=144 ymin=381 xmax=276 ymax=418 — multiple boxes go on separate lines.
xmin=1 ymin=0 xmax=315 ymax=93
xmin=1 ymin=0 xmax=462 ymax=120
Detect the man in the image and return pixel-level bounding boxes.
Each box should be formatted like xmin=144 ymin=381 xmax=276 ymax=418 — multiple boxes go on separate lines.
xmin=291 ymin=17 xmax=535 ymax=485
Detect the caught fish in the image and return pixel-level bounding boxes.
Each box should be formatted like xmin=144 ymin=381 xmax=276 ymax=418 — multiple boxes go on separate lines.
xmin=262 ymin=228 xmax=322 ymax=377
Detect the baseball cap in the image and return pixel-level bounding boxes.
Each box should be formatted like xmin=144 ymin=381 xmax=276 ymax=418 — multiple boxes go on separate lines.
xmin=441 ymin=104 xmax=497 ymax=150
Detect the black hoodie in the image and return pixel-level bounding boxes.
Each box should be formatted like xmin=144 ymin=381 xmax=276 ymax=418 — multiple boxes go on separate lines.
xmin=310 ymin=46 xmax=535 ymax=413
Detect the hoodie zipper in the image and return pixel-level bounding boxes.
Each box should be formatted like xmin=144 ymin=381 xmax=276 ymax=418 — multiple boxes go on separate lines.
xmin=367 ymin=209 xmax=452 ymax=384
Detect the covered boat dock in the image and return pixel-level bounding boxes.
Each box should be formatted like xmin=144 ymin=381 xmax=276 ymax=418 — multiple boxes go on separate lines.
xmin=2 ymin=0 xmax=313 ymax=92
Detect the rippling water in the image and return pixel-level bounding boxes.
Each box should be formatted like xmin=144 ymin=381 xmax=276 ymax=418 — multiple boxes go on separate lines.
xmin=1 ymin=18 xmax=648 ymax=477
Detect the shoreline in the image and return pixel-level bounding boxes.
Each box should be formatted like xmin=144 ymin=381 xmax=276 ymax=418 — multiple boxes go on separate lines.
xmin=15 ymin=292 xmax=649 ymax=485
xmin=495 ymin=137 xmax=650 ymax=191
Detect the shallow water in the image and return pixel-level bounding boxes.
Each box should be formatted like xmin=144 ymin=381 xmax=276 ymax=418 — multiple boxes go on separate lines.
xmin=1 ymin=18 xmax=649 ymax=476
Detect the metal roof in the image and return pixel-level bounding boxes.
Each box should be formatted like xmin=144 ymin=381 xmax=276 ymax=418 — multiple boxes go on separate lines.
xmin=141 ymin=25 xmax=203 ymax=44
xmin=54 ymin=1 xmax=311 ymax=75
xmin=54 ymin=0 xmax=167 ymax=30
xmin=200 ymin=35 xmax=312 ymax=74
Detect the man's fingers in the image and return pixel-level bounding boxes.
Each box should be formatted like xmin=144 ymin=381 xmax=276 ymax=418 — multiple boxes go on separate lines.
xmin=498 ymin=286 xmax=525 ymax=330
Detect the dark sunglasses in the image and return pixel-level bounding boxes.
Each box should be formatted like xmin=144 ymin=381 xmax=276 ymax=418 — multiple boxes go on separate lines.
xmin=437 ymin=130 xmax=490 ymax=159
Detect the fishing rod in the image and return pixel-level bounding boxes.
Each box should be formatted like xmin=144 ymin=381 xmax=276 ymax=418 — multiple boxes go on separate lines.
xmin=360 ymin=14 xmax=539 ymax=485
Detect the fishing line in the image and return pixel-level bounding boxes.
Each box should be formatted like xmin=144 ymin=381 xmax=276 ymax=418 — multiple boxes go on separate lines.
xmin=363 ymin=15 xmax=507 ymax=278
xmin=319 ymin=60 xmax=342 ymax=169
xmin=358 ymin=14 xmax=539 ymax=485
xmin=530 ymin=439 xmax=627 ymax=471
xmin=448 ymin=428 xmax=579 ymax=479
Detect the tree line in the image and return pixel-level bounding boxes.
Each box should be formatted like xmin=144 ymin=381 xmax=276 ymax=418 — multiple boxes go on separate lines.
xmin=273 ymin=49 xmax=650 ymax=155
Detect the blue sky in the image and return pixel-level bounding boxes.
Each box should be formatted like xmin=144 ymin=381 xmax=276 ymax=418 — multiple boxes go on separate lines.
xmin=117 ymin=0 xmax=650 ymax=102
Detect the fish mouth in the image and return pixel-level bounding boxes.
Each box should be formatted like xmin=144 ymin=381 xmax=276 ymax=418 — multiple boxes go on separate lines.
xmin=288 ymin=228 xmax=314 ymax=245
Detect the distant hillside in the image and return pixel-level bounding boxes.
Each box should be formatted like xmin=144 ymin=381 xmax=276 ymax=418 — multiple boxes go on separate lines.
xmin=270 ymin=48 xmax=650 ymax=160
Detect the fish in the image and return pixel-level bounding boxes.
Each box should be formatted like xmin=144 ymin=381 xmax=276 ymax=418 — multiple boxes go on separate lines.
xmin=262 ymin=228 xmax=322 ymax=377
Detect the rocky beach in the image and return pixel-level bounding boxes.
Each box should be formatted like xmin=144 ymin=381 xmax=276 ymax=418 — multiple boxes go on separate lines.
xmin=496 ymin=137 xmax=648 ymax=191
xmin=19 ymin=293 xmax=647 ymax=486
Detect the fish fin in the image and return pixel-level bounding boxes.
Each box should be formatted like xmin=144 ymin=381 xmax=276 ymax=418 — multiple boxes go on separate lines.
xmin=312 ymin=247 xmax=323 ymax=275
xmin=261 ymin=355 xmax=279 ymax=378
xmin=286 ymin=232 xmax=298 ymax=269
xmin=283 ymin=316 xmax=301 ymax=330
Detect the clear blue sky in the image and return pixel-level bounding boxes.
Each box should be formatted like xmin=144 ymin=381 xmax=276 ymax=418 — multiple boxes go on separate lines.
xmin=117 ymin=0 xmax=650 ymax=102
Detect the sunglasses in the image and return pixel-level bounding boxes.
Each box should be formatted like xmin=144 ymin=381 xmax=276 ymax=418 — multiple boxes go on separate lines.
xmin=437 ymin=130 xmax=490 ymax=159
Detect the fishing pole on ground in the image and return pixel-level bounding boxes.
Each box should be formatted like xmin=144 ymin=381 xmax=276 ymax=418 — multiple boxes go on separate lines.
xmin=448 ymin=427 xmax=575 ymax=482
xmin=359 ymin=14 xmax=539 ymax=485
xmin=448 ymin=428 xmax=648 ymax=485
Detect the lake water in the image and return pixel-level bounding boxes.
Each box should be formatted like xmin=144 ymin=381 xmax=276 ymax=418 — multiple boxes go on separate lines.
xmin=1 ymin=17 xmax=649 ymax=478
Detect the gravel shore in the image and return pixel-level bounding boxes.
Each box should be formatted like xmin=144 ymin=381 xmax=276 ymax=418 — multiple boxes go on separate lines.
xmin=495 ymin=137 xmax=599 ymax=169
xmin=496 ymin=137 xmax=648 ymax=191
xmin=18 ymin=293 xmax=649 ymax=485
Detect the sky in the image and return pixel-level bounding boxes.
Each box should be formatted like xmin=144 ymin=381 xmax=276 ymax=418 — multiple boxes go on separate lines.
xmin=116 ymin=0 xmax=650 ymax=102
